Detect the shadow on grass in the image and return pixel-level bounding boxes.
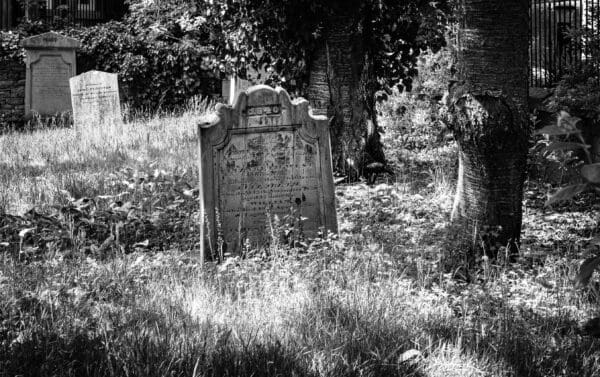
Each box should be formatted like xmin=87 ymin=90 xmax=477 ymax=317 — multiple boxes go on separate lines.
xmin=0 ymin=304 xmax=316 ymax=377
xmin=291 ymin=293 xmax=428 ymax=377
xmin=491 ymin=314 xmax=600 ymax=377
xmin=419 ymin=308 xmax=600 ymax=377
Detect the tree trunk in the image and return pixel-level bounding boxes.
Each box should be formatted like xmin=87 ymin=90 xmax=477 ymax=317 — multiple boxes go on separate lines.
xmin=307 ymin=15 xmax=385 ymax=180
xmin=447 ymin=0 xmax=529 ymax=258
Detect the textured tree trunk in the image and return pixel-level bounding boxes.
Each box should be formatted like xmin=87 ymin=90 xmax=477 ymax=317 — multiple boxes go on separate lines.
xmin=307 ymin=15 xmax=384 ymax=179
xmin=447 ymin=0 xmax=529 ymax=258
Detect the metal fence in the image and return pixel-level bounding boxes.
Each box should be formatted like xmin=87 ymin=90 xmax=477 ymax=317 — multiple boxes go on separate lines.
xmin=0 ymin=0 xmax=126 ymax=30
xmin=40 ymin=0 xmax=127 ymax=26
xmin=0 ymin=0 xmax=17 ymax=30
xmin=530 ymin=0 xmax=600 ymax=87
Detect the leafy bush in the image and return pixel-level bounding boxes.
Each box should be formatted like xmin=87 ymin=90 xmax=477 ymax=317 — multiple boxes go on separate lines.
xmin=379 ymin=47 xmax=454 ymax=154
xmin=0 ymin=31 xmax=24 ymax=63
xmin=0 ymin=20 xmax=55 ymax=63
xmin=0 ymin=166 xmax=199 ymax=259
xmin=67 ymin=20 xmax=219 ymax=111
xmin=546 ymin=7 xmax=600 ymax=161
xmin=536 ymin=111 xmax=600 ymax=206
xmin=2 ymin=2 xmax=223 ymax=111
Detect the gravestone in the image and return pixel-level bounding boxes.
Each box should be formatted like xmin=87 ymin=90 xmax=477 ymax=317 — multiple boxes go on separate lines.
xmin=21 ymin=32 xmax=80 ymax=117
xmin=222 ymin=75 xmax=252 ymax=105
xmin=199 ymin=85 xmax=337 ymax=255
xmin=70 ymin=70 xmax=121 ymax=127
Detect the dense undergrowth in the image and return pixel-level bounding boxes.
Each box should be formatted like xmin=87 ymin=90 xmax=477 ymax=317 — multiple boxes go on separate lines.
xmin=2 ymin=59 xmax=600 ymax=376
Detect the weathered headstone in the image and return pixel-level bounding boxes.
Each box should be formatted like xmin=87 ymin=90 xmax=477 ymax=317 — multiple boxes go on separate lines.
xmin=222 ymin=75 xmax=252 ymax=105
xmin=199 ymin=85 xmax=337 ymax=255
xmin=21 ymin=32 xmax=80 ymax=117
xmin=70 ymin=70 xmax=121 ymax=127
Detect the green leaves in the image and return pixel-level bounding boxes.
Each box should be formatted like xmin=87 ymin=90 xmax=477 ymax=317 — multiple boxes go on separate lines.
xmin=535 ymin=111 xmax=582 ymax=136
xmin=535 ymin=124 xmax=581 ymax=136
xmin=0 ymin=167 xmax=199 ymax=259
xmin=546 ymin=183 xmax=589 ymax=207
xmin=575 ymin=255 xmax=600 ymax=287
xmin=536 ymin=110 xmax=599 ymax=206
xmin=581 ymin=163 xmax=600 ymax=184
xmin=69 ymin=19 xmax=218 ymax=111
xmin=542 ymin=141 xmax=589 ymax=154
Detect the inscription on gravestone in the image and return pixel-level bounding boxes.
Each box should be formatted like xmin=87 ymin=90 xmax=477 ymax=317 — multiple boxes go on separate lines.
xmin=31 ymin=56 xmax=72 ymax=114
xmin=199 ymin=85 xmax=337 ymax=255
xmin=70 ymin=70 xmax=121 ymax=127
xmin=21 ymin=32 xmax=80 ymax=117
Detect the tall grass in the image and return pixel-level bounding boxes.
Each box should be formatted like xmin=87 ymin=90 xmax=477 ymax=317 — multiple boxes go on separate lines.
xmin=0 ymin=99 xmax=211 ymax=214
xmin=1 ymin=92 xmax=600 ymax=376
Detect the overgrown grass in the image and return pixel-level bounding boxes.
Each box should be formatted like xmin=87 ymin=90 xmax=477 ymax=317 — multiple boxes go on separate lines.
xmin=1 ymin=90 xmax=600 ymax=376
xmin=0 ymin=102 xmax=211 ymax=214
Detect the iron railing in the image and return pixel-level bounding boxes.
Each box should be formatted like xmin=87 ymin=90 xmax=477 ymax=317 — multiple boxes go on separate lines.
xmin=40 ymin=0 xmax=127 ymax=26
xmin=530 ymin=0 xmax=600 ymax=87
xmin=0 ymin=0 xmax=126 ymax=30
xmin=0 ymin=0 xmax=17 ymax=30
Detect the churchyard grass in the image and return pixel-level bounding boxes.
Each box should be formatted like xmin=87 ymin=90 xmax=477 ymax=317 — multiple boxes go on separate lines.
xmin=0 ymin=107 xmax=207 ymax=214
xmin=1 ymin=96 xmax=600 ymax=376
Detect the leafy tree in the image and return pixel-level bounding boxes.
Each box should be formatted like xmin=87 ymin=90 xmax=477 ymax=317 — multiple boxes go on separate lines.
xmin=547 ymin=6 xmax=600 ymax=163
xmin=144 ymin=0 xmax=449 ymax=177
xmin=247 ymin=0 xmax=449 ymax=177
xmin=443 ymin=0 xmax=529 ymax=259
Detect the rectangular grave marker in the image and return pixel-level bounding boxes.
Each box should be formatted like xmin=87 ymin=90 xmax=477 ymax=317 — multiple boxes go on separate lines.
xmin=21 ymin=32 xmax=80 ymax=117
xmin=199 ymin=85 xmax=337 ymax=256
xmin=70 ymin=70 xmax=121 ymax=127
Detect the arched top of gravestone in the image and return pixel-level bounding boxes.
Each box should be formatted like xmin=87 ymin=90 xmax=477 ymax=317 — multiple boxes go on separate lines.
xmin=21 ymin=32 xmax=81 ymax=50
xmin=203 ymin=85 xmax=327 ymax=132
xmin=71 ymin=70 xmax=118 ymax=82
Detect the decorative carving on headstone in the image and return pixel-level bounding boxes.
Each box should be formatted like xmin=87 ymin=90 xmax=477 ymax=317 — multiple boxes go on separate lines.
xmin=199 ymin=85 xmax=337 ymax=256
xmin=70 ymin=70 xmax=121 ymax=127
xmin=21 ymin=32 xmax=80 ymax=118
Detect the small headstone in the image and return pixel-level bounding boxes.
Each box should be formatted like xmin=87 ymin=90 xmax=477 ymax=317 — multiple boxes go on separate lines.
xmin=222 ymin=75 xmax=252 ymax=105
xmin=199 ymin=85 xmax=337 ymax=255
xmin=70 ymin=70 xmax=121 ymax=127
xmin=21 ymin=32 xmax=80 ymax=117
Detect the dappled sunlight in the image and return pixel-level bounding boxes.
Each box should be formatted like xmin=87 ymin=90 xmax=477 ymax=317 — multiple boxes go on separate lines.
xmin=0 ymin=110 xmax=202 ymax=214
xmin=423 ymin=341 xmax=492 ymax=377
xmin=2 ymin=85 xmax=600 ymax=375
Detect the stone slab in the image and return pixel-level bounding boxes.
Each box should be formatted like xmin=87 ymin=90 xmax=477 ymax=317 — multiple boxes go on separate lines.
xmin=70 ymin=70 xmax=121 ymax=127
xmin=21 ymin=32 xmax=81 ymax=50
xmin=199 ymin=85 xmax=337 ymax=255
xmin=21 ymin=32 xmax=79 ymax=117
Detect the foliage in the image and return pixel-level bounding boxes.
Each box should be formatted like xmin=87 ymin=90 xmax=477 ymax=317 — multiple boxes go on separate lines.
xmin=2 ymin=99 xmax=600 ymax=376
xmin=4 ymin=0 xmax=451 ymax=111
xmin=0 ymin=11 xmax=82 ymax=63
xmin=536 ymin=111 xmax=600 ymax=206
xmin=547 ymin=7 xmax=600 ymax=143
xmin=243 ymin=0 xmax=449 ymax=93
xmin=65 ymin=19 xmax=218 ymax=111
xmin=378 ymin=48 xmax=456 ymax=175
xmin=0 ymin=167 xmax=199 ymax=260
xmin=2 ymin=2 xmax=223 ymax=110
xmin=125 ymin=0 xmax=451 ymax=95
xmin=0 ymin=31 xmax=24 ymax=63
xmin=0 ymin=20 xmax=55 ymax=63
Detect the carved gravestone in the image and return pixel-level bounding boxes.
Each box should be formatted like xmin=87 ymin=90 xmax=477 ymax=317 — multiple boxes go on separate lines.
xmin=70 ymin=70 xmax=121 ymax=127
xmin=199 ymin=85 xmax=337 ymax=255
xmin=21 ymin=32 xmax=80 ymax=117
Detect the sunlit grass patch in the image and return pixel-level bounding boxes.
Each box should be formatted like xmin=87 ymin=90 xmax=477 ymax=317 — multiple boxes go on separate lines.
xmin=0 ymin=105 xmax=204 ymax=214
xmin=1 ymin=91 xmax=600 ymax=376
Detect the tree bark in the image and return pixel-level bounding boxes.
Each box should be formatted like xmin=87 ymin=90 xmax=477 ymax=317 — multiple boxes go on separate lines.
xmin=307 ymin=15 xmax=385 ymax=179
xmin=447 ymin=0 xmax=529 ymax=258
